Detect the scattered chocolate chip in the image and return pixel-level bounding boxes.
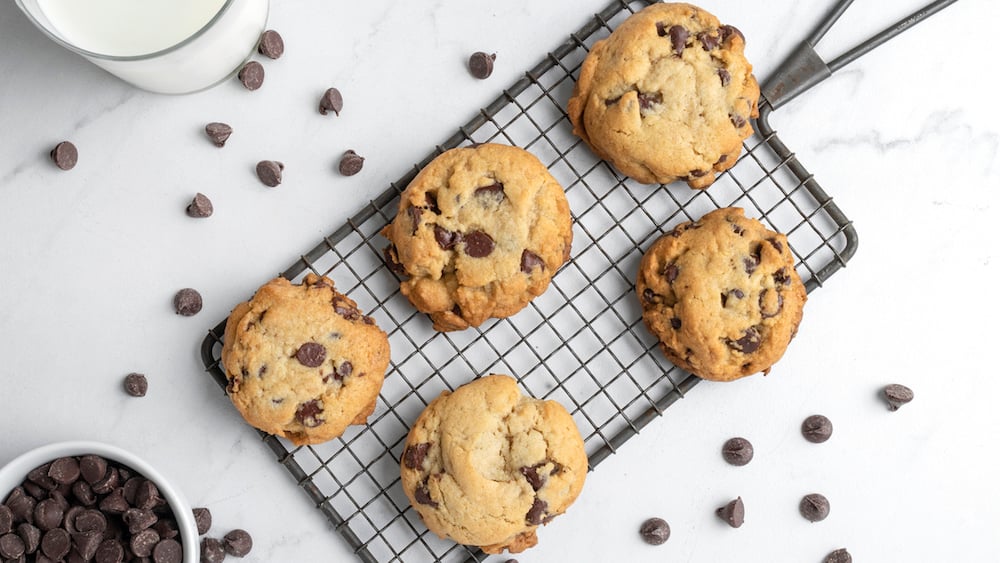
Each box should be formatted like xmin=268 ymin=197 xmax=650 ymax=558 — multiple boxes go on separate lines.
xmin=639 ymin=517 xmax=670 ymax=545
xmin=295 ymin=342 xmax=326 ymax=368
xmin=319 ymin=87 xmax=344 ymax=116
xmin=123 ymin=373 xmax=148 ymax=397
xmin=668 ymin=25 xmax=689 ymax=56
xmin=338 ymin=150 xmax=364 ymax=176
xmin=463 ymin=230 xmax=494 ymax=258
xmin=525 ymin=497 xmax=547 ymax=525
xmin=173 ymin=288 xmax=203 ymax=316
xmin=468 ymin=51 xmax=495 ymax=79
xmin=727 ymin=326 xmax=762 ymax=354
xmin=520 ymin=250 xmax=545 ymax=273
xmin=801 ymin=414 xmax=833 ymax=443
xmin=414 ymin=482 xmax=437 ymax=508
xmin=295 ymin=399 xmax=324 ymax=428
xmin=402 ymin=443 xmax=431 ymax=470
xmin=883 ymin=384 xmax=914 ymax=411
xmin=716 ymin=497 xmax=745 ymax=528
xmin=50 ymin=141 xmax=78 ymax=170
xmin=201 ymin=537 xmax=226 ymax=563
xmin=824 ymin=548 xmax=853 ymax=563
xmin=255 ymin=160 xmax=283 ymax=187
xmin=186 ymin=193 xmax=214 ymax=218
xmin=722 ymin=437 xmax=754 ymax=466
xmin=238 ymin=61 xmax=264 ymax=90
xmin=434 ymin=226 xmax=461 ymax=250
xmin=204 ymin=123 xmax=232 ymax=147
xmin=718 ymin=68 xmax=731 ymax=86
xmin=223 ymin=529 xmax=253 ymax=557
xmin=257 ymin=29 xmax=284 ymax=59
xmin=799 ymin=493 xmax=830 ymax=522
xmin=698 ymin=30 xmax=720 ymax=50
xmin=0 ymin=532 xmax=26 ymax=559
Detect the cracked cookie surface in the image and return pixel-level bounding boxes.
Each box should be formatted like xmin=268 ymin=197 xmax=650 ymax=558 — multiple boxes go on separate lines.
xmin=400 ymin=374 xmax=588 ymax=554
xmin=568 ymin=2 xmax=759 ymax=188
xmin=221 ymin=273 xmax=390 ymax=445
xmin=636 ymin=207 xmax=807 ymax=381
xmin=381 ymin=143 xmax=572 ymax=331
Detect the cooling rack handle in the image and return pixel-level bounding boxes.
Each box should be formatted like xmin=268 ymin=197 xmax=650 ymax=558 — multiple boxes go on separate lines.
xmin=761 ymin=0 xmax=957 ymax=111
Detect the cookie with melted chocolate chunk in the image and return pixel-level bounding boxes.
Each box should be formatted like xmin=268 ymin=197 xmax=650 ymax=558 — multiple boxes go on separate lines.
xmin=568 ymin=3 xmax=759 ymax=188
xmin=221 ymin=274 xmax=390 ymax=444
xmin=636 ymin=207 xmax=806 ymax=381
xmin=400 ymin=375 xmax=587 ymax=555
xmin=381 ymin=143 xmax=572 ymax=331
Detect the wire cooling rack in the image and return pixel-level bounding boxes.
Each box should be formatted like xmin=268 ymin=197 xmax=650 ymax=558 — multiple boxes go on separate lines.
xmin=200 ymin=1 xmax=857 ymax=561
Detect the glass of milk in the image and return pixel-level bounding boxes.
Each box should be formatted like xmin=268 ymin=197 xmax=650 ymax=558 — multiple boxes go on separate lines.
xmin=15 ymin=0 xmax=269 ymax=94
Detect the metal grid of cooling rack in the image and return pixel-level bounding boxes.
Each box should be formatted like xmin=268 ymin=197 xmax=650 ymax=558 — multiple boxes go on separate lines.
xmin=200 ymin=1 xmax=857 ymax=561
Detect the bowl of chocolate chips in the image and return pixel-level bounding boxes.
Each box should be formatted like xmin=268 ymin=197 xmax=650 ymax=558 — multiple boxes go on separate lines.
xmin=0 ymin=441 xmax=197 ymax=563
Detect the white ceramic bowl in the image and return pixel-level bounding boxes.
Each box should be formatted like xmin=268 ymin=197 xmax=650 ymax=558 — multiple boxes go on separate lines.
xmin=0 ymin=440 xmax=198 ymax=563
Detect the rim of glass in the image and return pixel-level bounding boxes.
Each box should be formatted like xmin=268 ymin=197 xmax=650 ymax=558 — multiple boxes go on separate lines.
xmin=14 ymin=0 xmax=242 ymax=61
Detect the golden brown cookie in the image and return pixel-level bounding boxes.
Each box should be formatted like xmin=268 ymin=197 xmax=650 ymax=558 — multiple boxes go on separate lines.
xmin=636 ymin=208 xmax=807 ymax=381
xmin=400 ymin=375 xmax=588 ymax=554
xmin=568 ymin=2 xmax=759 ymax=188
xmin=221 ymin=274 xmax=390 ymax=445
xmin=381 ymin=143 xmax=573 ymax=331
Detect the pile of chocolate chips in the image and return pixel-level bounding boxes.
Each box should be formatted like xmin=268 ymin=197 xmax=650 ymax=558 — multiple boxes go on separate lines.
xmin=1 ymin=455 xmax=183 ymax=562
xmin=191 ymin=506 xmax=252 ymax=562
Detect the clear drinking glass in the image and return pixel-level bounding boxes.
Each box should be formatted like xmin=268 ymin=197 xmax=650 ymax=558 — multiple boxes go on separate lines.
xmin=15 ymin=0 xmax=269 ymax=94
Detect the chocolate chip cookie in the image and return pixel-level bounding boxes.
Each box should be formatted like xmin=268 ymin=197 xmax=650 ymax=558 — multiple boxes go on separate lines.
xmin=400 ymin=374 xmax=588 ymax=554
xmin=567 ymin=3 xmax=759 ymax=188
xmin=221 ymin=274 xmax=390 ymax=445
xmin=381 ymin=143 xmax=573 ymax=331
xmin=636 ymin=208 xmax=806 ymax=381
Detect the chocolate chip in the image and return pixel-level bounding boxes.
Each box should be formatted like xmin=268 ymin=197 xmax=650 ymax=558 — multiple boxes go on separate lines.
xmin=520 ymin=250 xmax=545 ymax=273
xmin=33 ymin=499 xmax=64 ymax=531
xmin=5 ymin=488 xmax=35 ymax=522
xmin=122 ymin=508 xmax=156 ymax=534
xmin=201 ymin=537 xmax=226 ymax=563
xmin=773 ymin=268 xmax=792 ymax=286
xmin=722 ymin=437 xmax=754 ymax=466
xmin=727 ymin=326 xmax=762 ymax=354
xmin=338 ymin=150 xmax=364 ymax=176
xmin=434 ymin=226 xmax=460 ymax=250
xmin=336 ymin=361 xmax=353 ymax=379
xmin=743 ymin=252 xmax=760 ymax=274
xmin=295 ymin=342 xmax=326 ymax=368
xmin=639 ymin=517 xmax=670 ymax=545
xmin=468 ymin=51 xmax=495 ymax=79
xmin=75 ymin=509 xmax=108 ymax=534
xmin=78 ymin=456 xmax=107 ymax=486
xmin=0 ymin=506 xmax=11 ymax=534
xmin=0 ymin=532 xmax=26 ymax=559
xmin=637 ymin=91 xmax=662 ymax=112
xmin=883 ymin=384 xmax=914 ymax=411
xmin=414 ymin=482 xmax=437 ymax=508
xmin=134 ymin=480 xmax=163 ymax=511
xmin=768 ymin=238 xmax=784 ymax=253
xmin=801 ymin=414 xmax=833 ymax=443
xmin=667 ymin=25 xmax=689 ymax=56
xmin=824 ymin=548 xmax=853 ymax=563
xmin=257 ymin=29 xmax=284 ymax=59
xmin=47 ymin=458 xmax=80 ymax=486
xmin=424 ymin=192 xmax=441 ymax=214
xmin=295 ymin=399 xmax=324 ymax=428
xmin=95 ymin=538 xmax=125 ymax=563
xmin=97 ymin=489 xmax=127 ymax=514
xmin=152 ymin=538 xmax=182 ymax=563
xmin=731 ymin=113 xmax=747 ymax=128
xmin=720 ymin=288 xmax=745 ymax=308
xmin=16 ymin=522 xmax=39 ymax=554
xmin=130 ymin=528 xmax=159 ymax=557
xmin=73 ymin=530 xmax=103 ymax=560
xmin=186 ymin=193 xmax=214 ymax=218
xmin=407 ymin=206 xmax=423 ymax=235
xmin=662 ymin=262 xmax=679 ymax=283
xmin=402 ymin=443 xmax=431 ymax=470
xmin=123 ymin=373 xmax=148 ymax=397
xmin=223 ymin=529 xmax=253 ymax=557
xmin=799 ymin=493 xmax=830 ymax=522
xmin=383 ymin=244 xmax=405 ymax=275
xmin=720 ymin=25 xmax=745 ymax=43
xmin=525 ymin=497 xmax=547 ymax=525
xmin=204 ymin=123 xmax=232 ymax=147
xmin=255 ymin=160 xmax=283 ymax=187
xmin=759 ymin=289 xmax=783 ymax=319
xmin=718 ymin=68 xmax=731 ymax=86
xmin=519 ymin=464 xmax=546 ymax=491
xmin=474 ymin=182 xmax=505 ymax=201
xmin=698 ymin=30 xmax=720 ymax=50
xmin=27 ymin=465 xmax=57 ymax=491
xmin=319 ymin=87 xmax=344 ymax=116
xmin=173 ymin=288 xmax=203 ymax=316
xmin=641 ymin=288 xmax=658 ymax=305
xmin=716 ymin=497 xmax=745 ymax=528
xmin=238 ymin=61 xmax=264 ymax=90
xmin=655 ymin=22 xmax=668 ymax=37
xmin=463 ymin=231 xmax=494 ymax=258
xmin=689 ymin=169 xmax=708 ymax=178
xmin=90 ymin=468 xmax=120 ymax=495
xmin=50 ymin=141 xmax=78 ymax=170
xmin=41 ymin=528 xmax=71 ymax=559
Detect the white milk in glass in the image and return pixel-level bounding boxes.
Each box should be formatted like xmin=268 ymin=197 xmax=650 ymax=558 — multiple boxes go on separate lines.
xmin=19 ymin=0 xmax=269 ymax=93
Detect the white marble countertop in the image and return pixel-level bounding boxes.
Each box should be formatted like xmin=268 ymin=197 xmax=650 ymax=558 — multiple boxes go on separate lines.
xmin=1 ymin=1 xmax=997 ymax=561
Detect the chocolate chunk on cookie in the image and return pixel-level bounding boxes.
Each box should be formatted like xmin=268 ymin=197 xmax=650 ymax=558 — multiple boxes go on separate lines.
xmin=400 ymin=375 xmax=587 ymax=554
xmin=381 ymin=144 xmax=572 ymax=331
xmin=568 ymin=3 xmax=759 ymax=188
xmin=220 ymin=274 xmax=390 ymax=445
xmin=636 ymin=208 xmax=806 ymax=381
